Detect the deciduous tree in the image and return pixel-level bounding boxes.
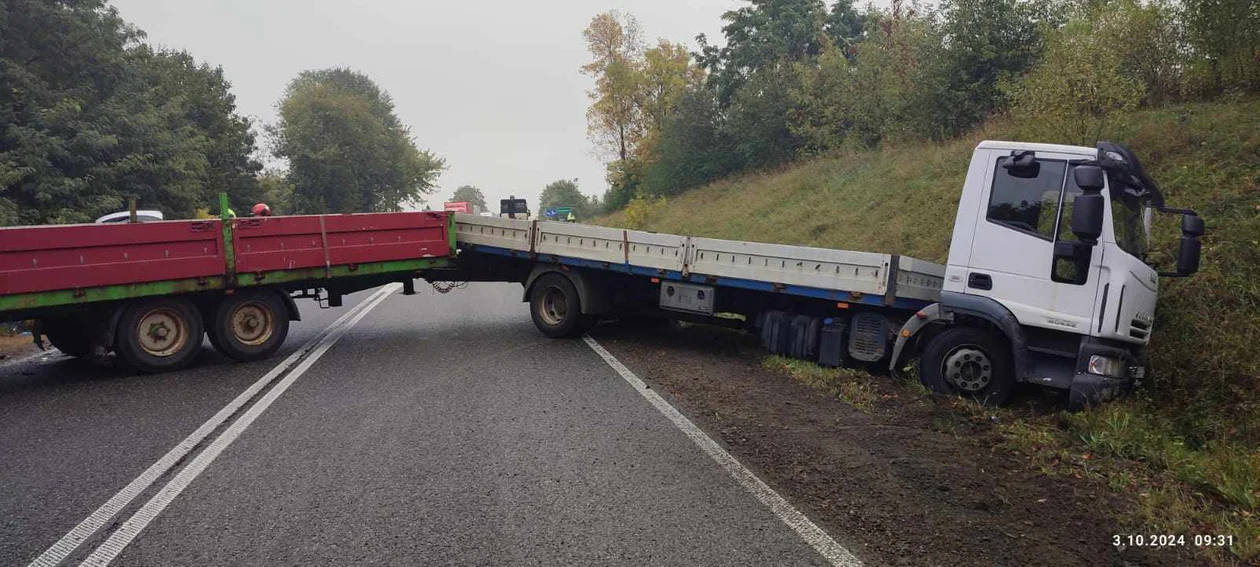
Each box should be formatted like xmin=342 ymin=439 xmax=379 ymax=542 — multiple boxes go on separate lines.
xmin=271 ymin=68 xmax=444 ymax=214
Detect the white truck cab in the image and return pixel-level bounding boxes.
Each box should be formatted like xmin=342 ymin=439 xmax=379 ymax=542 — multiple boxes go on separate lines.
xmin=895 ymin=141 xmax=1204 ymax=408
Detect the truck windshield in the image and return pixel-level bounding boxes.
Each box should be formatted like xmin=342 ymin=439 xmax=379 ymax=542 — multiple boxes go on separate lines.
xmin=1111 ymin=191 xmax=1149 ymax=259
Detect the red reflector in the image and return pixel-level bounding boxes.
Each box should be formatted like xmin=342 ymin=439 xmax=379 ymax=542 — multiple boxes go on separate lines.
xmin=651 ymin=278 xmax=660 ymax=284
xmin=916 ymin=311 xmax=927 ymax=319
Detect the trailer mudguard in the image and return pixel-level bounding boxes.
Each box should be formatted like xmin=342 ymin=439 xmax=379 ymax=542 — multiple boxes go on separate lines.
xmin=279 ymin=290 xmax=302 ymax=322
xmin=521 ymin=265 xmax=612 ymax=315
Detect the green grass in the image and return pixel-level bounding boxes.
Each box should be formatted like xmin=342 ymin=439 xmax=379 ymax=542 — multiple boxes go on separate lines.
xmin=600 ymin=97 xmax=1260 ymax=563
xmin=761 ymin=356 xmax=881 ymax=411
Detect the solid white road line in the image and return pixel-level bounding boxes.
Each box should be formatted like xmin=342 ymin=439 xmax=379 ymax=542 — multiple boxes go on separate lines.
xmin=27 ymin=284 xmax=399 ymax=567
xmin=77 ymin=283 xmax=401 ymax=567
xmin=581 ymin=335 xmax=864 ymax=567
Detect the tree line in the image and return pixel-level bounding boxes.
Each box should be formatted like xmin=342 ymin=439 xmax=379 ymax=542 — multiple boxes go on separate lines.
xmin=583 ymin=0 xmax=1260 ymax=212
xmin=0 ymin=0 xmax=442 ymax=225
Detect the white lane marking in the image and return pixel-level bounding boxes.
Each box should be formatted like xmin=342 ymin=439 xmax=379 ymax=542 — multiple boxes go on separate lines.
xmin=28 ymin=285 xmax=399 ymax=567
xmin=582 ymin=335 xmax=863 ymax=567
xmin=77 ymin=283 xmax=401 ymax=566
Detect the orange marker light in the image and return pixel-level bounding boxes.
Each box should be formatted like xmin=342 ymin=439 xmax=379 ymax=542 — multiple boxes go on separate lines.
xmin=901 ymin=329 xmax=911 ymax=337
xmin=836 ymin=302 xmax=850 ymax=309
xmin=650 ymin=277 xmax=660 ymax=283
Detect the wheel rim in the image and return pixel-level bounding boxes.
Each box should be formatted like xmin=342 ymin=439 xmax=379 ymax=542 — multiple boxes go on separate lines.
xmin=942 ymin=344 xmax=993 ymax=393
xmin=135 ymin=307 xmax=189 ymax=357
xmin=539 ymin=286 xmax=568 ymax=327
xmin=230 ymin=301 xmax=274 ymax=346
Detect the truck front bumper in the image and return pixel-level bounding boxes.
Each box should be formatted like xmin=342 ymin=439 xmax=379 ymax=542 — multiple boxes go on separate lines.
xmin=1067 ymin=337 xmax=1145 ymax=411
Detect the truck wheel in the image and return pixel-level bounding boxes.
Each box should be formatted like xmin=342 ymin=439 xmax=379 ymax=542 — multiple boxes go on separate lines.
xmin=42 ymin=320 xmax=90 ymax=358
xmin=208 ymin=291 xmax=290 ymax=362
xmin=920 ymin=327 xmax=1014 ymax=406
xmin=116 ymin=298 xmax=204 ymax=373
xmin=530 ymin=273 xmax=595 ymax=338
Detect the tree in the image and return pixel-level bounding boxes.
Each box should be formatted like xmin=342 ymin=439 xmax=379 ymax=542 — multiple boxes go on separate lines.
xmin=697 ymin=0 xmax=830 ymax=104
xmin=270 ymin=68 xmax=444 ymax=214
xmin=450 ymin=185 xmax=487 ymax=212
xmin=581 ymin=11 xmax=645 ymax=163
xmin=539 ymin=179 xmax=598 ymax=219
xmin=641 ymin=83 xmax=735 ymax=196
xmin=1010 ymin=15 xmax=1144 ymax=145
xmin=937 ymin=0 xmax=1045 ymax=134
xmin=258 ymin=169 xmax=295 ymax=214
xmin=0 ymin=0 xmax=261 ymax=224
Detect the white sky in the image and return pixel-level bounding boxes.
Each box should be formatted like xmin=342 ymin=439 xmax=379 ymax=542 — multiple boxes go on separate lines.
xmin=108 ymin=0 xmax=747 ymax=211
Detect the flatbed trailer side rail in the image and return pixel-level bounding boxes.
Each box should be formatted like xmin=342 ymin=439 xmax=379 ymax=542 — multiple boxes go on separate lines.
xmin=452 ymin=214 xmax=944 ymax=311
xmin=0 ymin=212 xmax=455 ymax=318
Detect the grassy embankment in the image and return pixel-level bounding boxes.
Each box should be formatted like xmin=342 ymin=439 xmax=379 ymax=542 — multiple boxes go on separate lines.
xmin=599 ymin=97 xmax=1260 ymax=563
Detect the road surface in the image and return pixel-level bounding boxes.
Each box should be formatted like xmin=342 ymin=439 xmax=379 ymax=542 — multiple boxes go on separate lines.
xmin=0 ymin=283 xmax=852 ymax=566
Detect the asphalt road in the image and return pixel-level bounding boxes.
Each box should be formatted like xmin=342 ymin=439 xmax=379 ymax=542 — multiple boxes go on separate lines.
xmin=1 ymin=283 xmax=839 ymax=566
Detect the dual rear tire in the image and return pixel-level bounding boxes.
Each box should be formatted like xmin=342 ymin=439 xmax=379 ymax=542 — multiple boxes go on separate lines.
xmin=110 ymin=291 xmax=289 ymax=373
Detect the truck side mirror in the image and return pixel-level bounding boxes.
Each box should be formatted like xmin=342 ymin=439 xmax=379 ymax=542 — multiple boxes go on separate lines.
xmin=1177 ymin=236 xmax=1201 ymax=275
xmin=1071 ymin=193 xmax=1105 ymax=244
xmin=1073 ymin=165 xmax=1106 ymax=191
xmin=1181 ymin=213 xmax=1205 ymax=237
xmin=1175 ymin=213 xmax=1204 ymax=275
xmin=1070 ymin=165 xmax=1106 ymax=245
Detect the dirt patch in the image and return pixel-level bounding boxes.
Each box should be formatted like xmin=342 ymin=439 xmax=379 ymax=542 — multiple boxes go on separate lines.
xmin=589 ymin=322 xmax=1202 ymax=567
xmin=0 ymin=334 xmax=37 ymax=362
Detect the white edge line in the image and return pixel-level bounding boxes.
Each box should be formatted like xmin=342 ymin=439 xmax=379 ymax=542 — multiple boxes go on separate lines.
xmin=27 ymin=284 xmax=399 ymax=567
xmin=77 ymin=283 xmax=400 ymax=567
xmin=581 ymin=335 xmax=863 ymax=567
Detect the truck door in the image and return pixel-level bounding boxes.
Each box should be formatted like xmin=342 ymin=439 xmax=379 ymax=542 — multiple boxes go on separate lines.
xmin=964 ymin=152 xmax=1102 ymax=334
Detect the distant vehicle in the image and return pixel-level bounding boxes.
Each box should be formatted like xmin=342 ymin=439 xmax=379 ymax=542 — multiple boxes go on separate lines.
xmin=95 ymin=210 xmax=164 ymax=224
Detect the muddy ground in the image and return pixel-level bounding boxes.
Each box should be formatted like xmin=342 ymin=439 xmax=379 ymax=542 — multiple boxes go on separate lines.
xmin=589 ymin=322 xmax=1202 ymax=567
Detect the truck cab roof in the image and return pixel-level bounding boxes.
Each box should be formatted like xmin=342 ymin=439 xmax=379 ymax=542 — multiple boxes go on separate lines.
xmin=976 ymin=140 xmax=1095 ymax=157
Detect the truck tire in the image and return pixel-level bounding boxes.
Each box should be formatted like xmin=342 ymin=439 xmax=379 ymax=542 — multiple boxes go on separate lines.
xmin=42 ymin=320 xmax=90 ymax=358
xmin=529 ymin=273 xmax=595 ymax=338
xmin=920 ymin=326 xmax=1014 ymax=406
xmin=208 ymin=291 xmax=290 ymax=362
xmin=116 ymin=297 xmax=204 ymax=373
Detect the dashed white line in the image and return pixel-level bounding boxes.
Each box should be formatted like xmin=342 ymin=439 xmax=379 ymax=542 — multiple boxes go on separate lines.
xmin=28 ymin=284 xmax=399 ymax=567
xmin=581 ymin=334 xmax=864 ymax=567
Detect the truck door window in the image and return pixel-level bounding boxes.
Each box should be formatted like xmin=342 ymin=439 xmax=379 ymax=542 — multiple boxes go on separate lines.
xmin=986 ymin=157 xmax=1068 ymax=240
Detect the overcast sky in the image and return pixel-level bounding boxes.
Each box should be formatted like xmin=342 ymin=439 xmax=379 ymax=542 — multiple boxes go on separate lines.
xmin=108 ymin=0 xmax=758 ymax=211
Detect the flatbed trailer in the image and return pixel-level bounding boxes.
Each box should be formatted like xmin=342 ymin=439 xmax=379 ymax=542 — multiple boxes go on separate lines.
xmin=0 ymin=205 xmax=453 ymax=372
xmin=425 ymin=214 xmax=945 ymax=367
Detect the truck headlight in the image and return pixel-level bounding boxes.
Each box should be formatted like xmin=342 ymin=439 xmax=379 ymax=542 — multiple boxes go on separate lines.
xmin=1087 ymin=355 xmax=1125 ymax=379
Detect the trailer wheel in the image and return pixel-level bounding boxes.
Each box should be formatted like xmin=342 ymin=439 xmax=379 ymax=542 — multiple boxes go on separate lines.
xmin=208 ymin=291 xmax=290 ymax=362
xmin=529 ymin=273 xmax=595 ymax=338
xmin=116 ymin=298 xmax=204 ymax=373
xmin=42 ymin=319 xmax=91 ymax=358
xmin=920 ymin=327 xmax=1014 ymax=406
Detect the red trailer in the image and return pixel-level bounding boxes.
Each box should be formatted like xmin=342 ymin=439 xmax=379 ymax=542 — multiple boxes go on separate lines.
xmin=0 ymin=209 xmax=454 ymax=372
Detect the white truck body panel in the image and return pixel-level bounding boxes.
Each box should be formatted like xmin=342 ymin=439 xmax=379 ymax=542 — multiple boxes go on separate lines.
xmin=453 ymin=214 xmax=945 ymax=304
